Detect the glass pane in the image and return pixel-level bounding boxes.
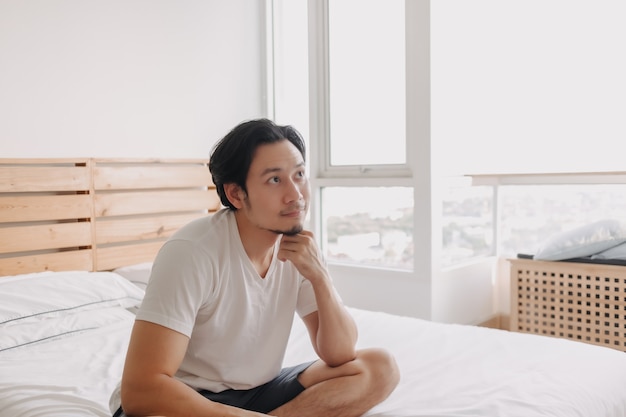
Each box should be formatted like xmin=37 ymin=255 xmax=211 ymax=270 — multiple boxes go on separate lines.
xmin=321 ymin=187 xmax=413 ymax=270
xmin=498 ymin=184 xmax=626 ymax=257
xmin=441 ymin=184 xmax=494 ymax=267
xmin=328 ymin=0 xmax=406 ymax=166
xmin=273 ymin=0 xmax=309 ymax=139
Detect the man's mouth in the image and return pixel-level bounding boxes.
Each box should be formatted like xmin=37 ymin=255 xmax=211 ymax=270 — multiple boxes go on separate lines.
xmin=281 ymin=206 xmax=306 ymax=217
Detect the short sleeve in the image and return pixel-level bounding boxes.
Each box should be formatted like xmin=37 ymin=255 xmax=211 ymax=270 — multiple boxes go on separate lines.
xmin=296 ymin=276 xmax=318 ymax=318
xmin=136 ymin=240 xmax=214 ymax=337
xmin=295 ymin=274 xmax=344 ymax=318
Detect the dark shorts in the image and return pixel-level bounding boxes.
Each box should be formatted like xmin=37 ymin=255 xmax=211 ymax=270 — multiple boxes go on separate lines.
xmin=112 ymin=361 xmax=315 ymax=417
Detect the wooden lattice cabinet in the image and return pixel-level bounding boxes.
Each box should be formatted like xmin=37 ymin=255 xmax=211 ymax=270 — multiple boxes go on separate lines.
xmin=510 ymin=258 xmax=626 ymax=352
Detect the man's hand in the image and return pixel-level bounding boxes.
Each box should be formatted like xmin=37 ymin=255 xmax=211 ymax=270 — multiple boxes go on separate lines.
xmin=278 ymin=230 xmax=358 ymax=366
xmin=277 ymin=231 xmax=328 ymax=283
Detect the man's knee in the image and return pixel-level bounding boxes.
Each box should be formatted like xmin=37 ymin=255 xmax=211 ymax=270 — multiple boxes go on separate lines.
xmin=357 ymin=348 xmax=400 ymax=398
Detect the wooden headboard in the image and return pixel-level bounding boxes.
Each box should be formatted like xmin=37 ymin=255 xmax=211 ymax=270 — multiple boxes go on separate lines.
xmin=0 ymin=158 xmax=221 ymax=276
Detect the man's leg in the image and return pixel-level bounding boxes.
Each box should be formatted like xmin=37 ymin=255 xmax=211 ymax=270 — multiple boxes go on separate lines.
xmin=271 ymin=348 xmax=400 ymax=417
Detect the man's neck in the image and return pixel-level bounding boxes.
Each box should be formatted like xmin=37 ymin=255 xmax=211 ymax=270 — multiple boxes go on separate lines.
xmin=233 ymin=211 xmax=279 ymax=277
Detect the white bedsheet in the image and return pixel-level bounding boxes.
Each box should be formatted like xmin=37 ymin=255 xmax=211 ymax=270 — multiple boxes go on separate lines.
xmin=0 ymin=310 xmax=134 ymax=417
xmin=2 ymin=306 xmax=626 ymax=417
xmin=285 ymin=308 xmax=626 ymax=417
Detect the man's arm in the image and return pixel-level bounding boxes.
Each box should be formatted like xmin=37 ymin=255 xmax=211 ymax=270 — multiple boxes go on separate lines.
xmin=278 ymin=231 xmax=358 ymax=367
xmin=121 ymin=320 xmax=269 ymax=417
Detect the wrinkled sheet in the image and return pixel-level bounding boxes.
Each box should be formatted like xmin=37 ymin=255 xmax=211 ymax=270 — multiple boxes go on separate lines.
xmin=3 ymin=307 xmax=626 ymax=417
xmin=0 ymin=311 xmax=133 ymax=417
xmin=285 ymin=308 xmax=626 ymax=417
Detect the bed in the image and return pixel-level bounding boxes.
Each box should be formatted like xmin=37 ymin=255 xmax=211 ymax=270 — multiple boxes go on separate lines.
xmin=2 ymin=158 xmax=626 ymax=417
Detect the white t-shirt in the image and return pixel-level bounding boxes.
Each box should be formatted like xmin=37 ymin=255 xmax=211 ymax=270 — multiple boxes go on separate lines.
xmin=136 ymin=209 xmax=318 ymax=393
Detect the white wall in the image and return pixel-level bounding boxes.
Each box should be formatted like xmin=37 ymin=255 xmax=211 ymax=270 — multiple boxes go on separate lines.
xmin=330 ymin=264 xmax=432 ymax=319
xmin=0 ymin=0 xmax=267 ymax=158
xmin=430 ymin=0 xmax=626 ymax=176
xmin=433 ymin=259 xmax=497 ymax=324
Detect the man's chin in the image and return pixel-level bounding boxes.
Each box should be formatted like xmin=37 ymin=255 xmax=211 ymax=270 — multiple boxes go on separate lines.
xmin=271 ymin=225 xmax=303 ymax=236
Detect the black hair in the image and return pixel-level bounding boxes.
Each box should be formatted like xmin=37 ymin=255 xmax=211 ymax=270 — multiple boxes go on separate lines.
xmin=209 ymin=118 xmax=306 ymax=210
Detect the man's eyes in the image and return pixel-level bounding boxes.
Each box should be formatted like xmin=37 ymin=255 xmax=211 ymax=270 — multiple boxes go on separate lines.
xmin=267 ymin=172 xmax=307 ymax=184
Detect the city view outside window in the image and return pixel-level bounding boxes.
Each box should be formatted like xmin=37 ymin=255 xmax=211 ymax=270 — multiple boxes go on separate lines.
xmin=441 ymin=184 xmax=494 ymax=268
xmin=440 ymin=182 xmax=626 ymax=267
xmin=498 ymin=184 xmax=626 ymax=258
xmin=321 ymin=187 xmax=413 ymax=270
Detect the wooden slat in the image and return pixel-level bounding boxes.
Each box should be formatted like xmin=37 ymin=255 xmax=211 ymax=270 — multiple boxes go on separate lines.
xmin=95 ymin=213 xmax=204 ymax=244
xmin=0 ymin=249 xmax=92 ymax=276
xmin=93 ymin=158 xmax=208 ymax=164
xmin=95 ymin=190 xmax=220 ymax=217
xmin=93 ymin=164 xmax=213 ymax=190
xmin=95 ymin=241 xmax=166 ymax=271
xmin=0 ymin=166 xmax=90 ymax=192
xmin=0 ymin=194 xmax=91 ymax=223
xmin=0 ymin=158 xmax=91 ymax=164
xmin=0 ymin=222 xmax=92 ymax=254
xmin=0 ymin=158 xmax=222 ymax=275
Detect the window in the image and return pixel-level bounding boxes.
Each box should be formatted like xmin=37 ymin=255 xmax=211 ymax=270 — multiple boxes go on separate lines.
xmin=274 ymin=0 xmax=413 ymax=270
xmin=273 ymin=1 xmax=626 ymax=278
xmin=327 ymin=0 xmax=406 ymax=168
xmin=318 ymin=0 xmax=410 ymax=268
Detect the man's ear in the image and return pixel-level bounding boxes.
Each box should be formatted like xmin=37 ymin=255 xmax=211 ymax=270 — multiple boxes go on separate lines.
xmin=224 ymin=183 xmax=245 ymax=209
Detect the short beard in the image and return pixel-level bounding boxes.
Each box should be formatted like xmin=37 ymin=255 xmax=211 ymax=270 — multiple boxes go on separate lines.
xmin=241 ymin=196 xmax=305 ymax=236
xmin=270 ymin=224 xmax=303 ymax=237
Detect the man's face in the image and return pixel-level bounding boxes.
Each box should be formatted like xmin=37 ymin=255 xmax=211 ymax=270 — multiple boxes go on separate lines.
xmin=240 ymin=140 xmax=309 ymax=236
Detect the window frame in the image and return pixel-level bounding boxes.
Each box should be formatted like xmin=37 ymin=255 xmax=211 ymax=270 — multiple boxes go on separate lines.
xmin=272 ymin=0 xmax=433 ymax=276
xmin=307 ymin=0 xmax=431 ymax=274
xmin=308 ymin=0 xmax=413 ymax=181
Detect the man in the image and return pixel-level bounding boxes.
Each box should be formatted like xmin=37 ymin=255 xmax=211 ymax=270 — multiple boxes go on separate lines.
xmin=114 ymin=119 xmax=399 ymax=417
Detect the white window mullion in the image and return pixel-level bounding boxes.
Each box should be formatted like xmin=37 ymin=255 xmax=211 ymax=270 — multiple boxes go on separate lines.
xmin=262 ymin=0 xmax=275 ymax=120
xmin=307 ymin=0 xmax=329 ymax=181
xmin=306 ymin=0 xmax=328 ymax=239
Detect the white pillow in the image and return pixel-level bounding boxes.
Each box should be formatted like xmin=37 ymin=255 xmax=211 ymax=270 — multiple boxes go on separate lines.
xmin=591 ymin=241 xmax=626 ymax=260
xmin=0 ymin=270 xmax=144 ymax=327
xmin=113 ymin=262 xmax=153 ymax=290
xmin=534 ymin=220 xmax=626 ymax=261
xmin=534 ymin=219 xmax=626 ymax=261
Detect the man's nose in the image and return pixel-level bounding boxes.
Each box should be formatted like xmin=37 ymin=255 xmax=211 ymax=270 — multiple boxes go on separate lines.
xmin=285 ymin=180 xmax=303 ymax=202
